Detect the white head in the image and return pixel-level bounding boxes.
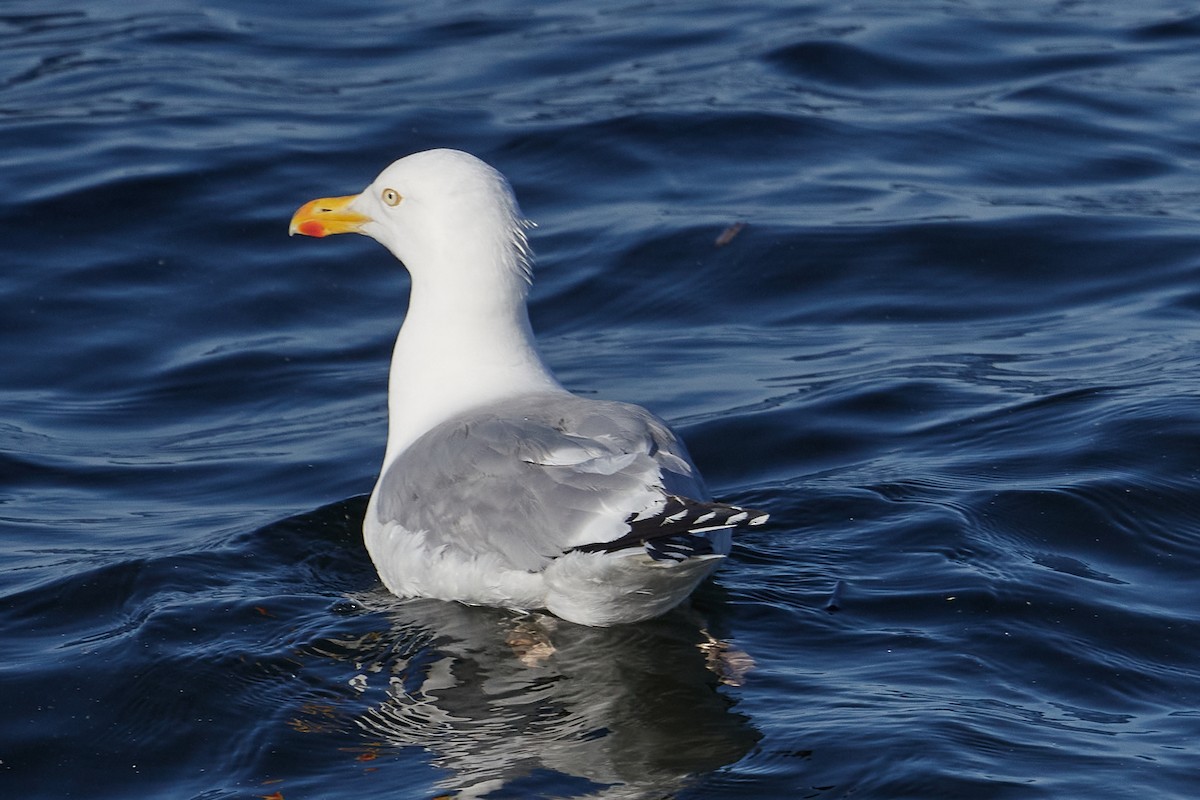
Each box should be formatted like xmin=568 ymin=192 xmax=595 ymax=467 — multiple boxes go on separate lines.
xmin=290 ymin=149 xmax=534 ymax=291
xmin=289 ymin=149 xmax=559 ymax=458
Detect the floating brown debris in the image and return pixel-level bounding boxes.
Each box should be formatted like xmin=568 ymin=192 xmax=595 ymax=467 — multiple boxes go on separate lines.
xmin=714 ymin=221 xmax=747 ymax=247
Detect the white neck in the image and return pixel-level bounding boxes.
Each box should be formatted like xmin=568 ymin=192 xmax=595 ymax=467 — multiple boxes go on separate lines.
xmin=380 ymin=264 xmax=563 ymax=467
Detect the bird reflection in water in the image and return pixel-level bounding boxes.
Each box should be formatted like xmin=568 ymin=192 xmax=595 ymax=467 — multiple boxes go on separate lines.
xmin=304 ymin=595 xmax=760 ymax=799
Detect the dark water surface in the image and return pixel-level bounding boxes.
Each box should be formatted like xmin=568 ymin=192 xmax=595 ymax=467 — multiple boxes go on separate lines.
xmin=3 ymin=1 xmax=1200 ymax=797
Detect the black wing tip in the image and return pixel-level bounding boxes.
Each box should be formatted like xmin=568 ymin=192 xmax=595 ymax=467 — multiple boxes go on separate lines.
xmin=568 ymin=496 xmax=769 ymax=556
xmin=642 ymin=495 xmax=770 ymax=534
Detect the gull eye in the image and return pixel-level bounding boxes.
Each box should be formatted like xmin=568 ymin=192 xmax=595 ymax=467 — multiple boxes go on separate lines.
xmin=381 ymin=188 xmax=402 ymax=207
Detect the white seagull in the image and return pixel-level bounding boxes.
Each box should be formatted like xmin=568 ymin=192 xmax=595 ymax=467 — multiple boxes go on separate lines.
xmin=289 ymin=149 xmax=766 ymax=626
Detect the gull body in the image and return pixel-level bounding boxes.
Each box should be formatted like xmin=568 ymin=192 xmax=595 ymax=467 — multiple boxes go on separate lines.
xmin=291 ymin=149 xmax=765 ymax=626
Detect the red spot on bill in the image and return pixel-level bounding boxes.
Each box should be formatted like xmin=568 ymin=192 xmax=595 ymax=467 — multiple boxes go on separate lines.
xmin=298 ymin=220 xmax=326 ymax=237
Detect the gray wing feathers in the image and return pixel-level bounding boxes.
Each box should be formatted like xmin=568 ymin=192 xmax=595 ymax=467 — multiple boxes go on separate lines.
xmin=373 ymin=393 xmax=705 ymax=572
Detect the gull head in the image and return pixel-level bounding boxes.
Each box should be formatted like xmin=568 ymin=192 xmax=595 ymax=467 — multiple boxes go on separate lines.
xmin=290 ymin=149 xmax=533 ymax=286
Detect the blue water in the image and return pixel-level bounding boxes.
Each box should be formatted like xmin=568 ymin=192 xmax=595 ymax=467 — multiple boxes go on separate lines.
xmin=3 ymin=0 xmax=1200 ymax=797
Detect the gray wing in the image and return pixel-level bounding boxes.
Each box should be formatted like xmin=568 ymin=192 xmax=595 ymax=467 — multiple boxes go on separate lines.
xmin=372 ymin=392 xmax=708 ymax=572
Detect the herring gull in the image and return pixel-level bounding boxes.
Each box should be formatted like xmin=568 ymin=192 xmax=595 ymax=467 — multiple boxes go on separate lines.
xmin=289 ymin=149 xmax=766 ymax=626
